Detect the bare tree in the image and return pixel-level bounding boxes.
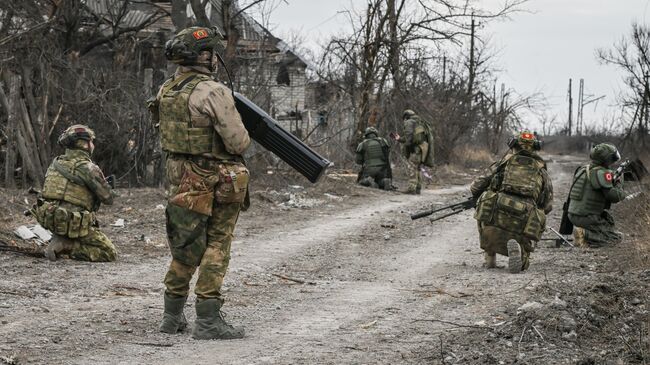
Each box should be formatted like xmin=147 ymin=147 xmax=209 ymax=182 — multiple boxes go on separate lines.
xmin=316 ymin=0 xmax=526 ymax=153
xmin=597 ymin=22 xmax=650 ymax=149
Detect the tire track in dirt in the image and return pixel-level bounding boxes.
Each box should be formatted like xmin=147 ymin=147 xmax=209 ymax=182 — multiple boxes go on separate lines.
xmin=74 ymin=186 xmax=474 ymax=364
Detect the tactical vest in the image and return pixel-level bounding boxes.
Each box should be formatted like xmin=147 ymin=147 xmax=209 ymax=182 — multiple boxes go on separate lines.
xmin=410 ymin=117 xmax=435 ymax=167
xmin=498 ymin=154 xmax=544 ymax=201
xmin=159 ymin=72 xmax=238 ymax=161
xmin=41 ymin=151 xmax=96 ymax=211
xmin=568 ymin=165 xmax=608 ymax=216
xmin=362 ymin=138 xmax=388 ymax=167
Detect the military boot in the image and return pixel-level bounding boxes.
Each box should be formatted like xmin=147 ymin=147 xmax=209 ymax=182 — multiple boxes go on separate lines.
xmin=506 ymin=239 xmax=523 ymax=274
xmin=192 ymin=299 xmax=244 ymax=340
xmin=159 ymin=294 xmax=188 ymax=334
xmin=44 ymin=236 xmax=72 ymax=261
xmin=381 ymin=178 xmax=393 ymax=191
xmin=483 ymin=253 xmax=497 ymax=269
xmin=573 ymin=227 xmax=587 ymax=247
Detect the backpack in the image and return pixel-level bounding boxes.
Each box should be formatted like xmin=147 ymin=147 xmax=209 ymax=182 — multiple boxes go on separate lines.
xmin=416 ymin=119 xmax=435 ymax=168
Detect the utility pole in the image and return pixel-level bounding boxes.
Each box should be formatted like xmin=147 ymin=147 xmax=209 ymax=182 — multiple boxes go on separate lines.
xmin=442 ymin=55 xmax=447 ymax=87
xmin=467 ymin=13 xmax=476 ymax=99
xmin=576 ymin=79 xmax=584 ymax=135
xmin=567 ymin=78 xmax=573 ymax=136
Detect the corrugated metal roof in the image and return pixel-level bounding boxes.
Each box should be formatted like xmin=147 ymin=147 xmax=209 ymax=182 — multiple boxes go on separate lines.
xmin=82 ymin=0 xmax=309 ymax=67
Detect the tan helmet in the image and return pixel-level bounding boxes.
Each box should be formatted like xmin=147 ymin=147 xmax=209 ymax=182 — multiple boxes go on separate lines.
xmin=58 ymin=124 xmax=96 ymax=148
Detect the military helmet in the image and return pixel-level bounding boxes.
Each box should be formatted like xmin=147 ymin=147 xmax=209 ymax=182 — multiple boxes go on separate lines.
xmin=508 ymin=130 xmax=541 ymax=151
xmin=590 ymin=143 xmax=620 ymax=165
xmin=58 ymin=124 xmax=96 ymax=148
xmin=165 ymin=27 xmax=223 ymax=65
xmin=403 ymin=109 xmax=416 ymax=119
xmin=364 ymin=126 xmax=379 ymax=137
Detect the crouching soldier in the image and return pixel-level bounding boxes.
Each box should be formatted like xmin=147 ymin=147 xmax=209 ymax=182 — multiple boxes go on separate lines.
xmin=355 ymin=127 xmax=392 ymax=190
xmin=470 ymin=131 xmax=553 ymax=273
xmin=33 ymin=125 xmax=118 ymax=262
xmin=568 ymin=143 xmax=626 ymax=247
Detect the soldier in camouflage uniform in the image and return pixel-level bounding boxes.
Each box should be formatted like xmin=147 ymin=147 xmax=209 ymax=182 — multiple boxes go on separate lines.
xmin=355 ymin=127 xmax=392 ymax=190
xmin=33 ymin=125 xmax=118 ymax=262
xmin=471 ymin=131 xmax=553 ymax=273
xmin=568 ymin=143 xmax=626 ymax=247
xmin=150 ymin=27 xmax=251 ymax=340
xmin=395 ymin=109 xmax=431 ymax=194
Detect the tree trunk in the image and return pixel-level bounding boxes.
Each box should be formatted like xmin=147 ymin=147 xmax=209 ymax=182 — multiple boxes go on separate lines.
xmin=171 ymin=0 xmax=189 ymax=30
xmin=189 ymin=0 xmax=211 ymax=27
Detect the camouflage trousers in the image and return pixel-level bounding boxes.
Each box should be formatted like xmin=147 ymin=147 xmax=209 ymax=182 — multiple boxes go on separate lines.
xmin=358 ymin=165 xmax=390 ymax=189
xmin=55 ymin=228 xmax=117 ymax=262
xmin=568 ymin=212 xmax=623 ymax=247
xmin=164 ymin=202 xmax=241 ymax=300
xmin=406 ymin=152 xmax=423 ymax=193
xmin=478 ymin=222 xmax=533 ymax=269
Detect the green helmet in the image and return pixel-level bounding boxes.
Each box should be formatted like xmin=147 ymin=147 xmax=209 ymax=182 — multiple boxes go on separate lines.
xmin=164 ymin=27 xmax=222 ymax=65
xmin=403 ymin=109 xmax=416 ymax=119
xmin=58 ymin=124 xmax=96 ymax=148
xmin=364 ymin=127 xmax=379 ymax=137
xmin=590 ymin=143 xmax=620 ymax=166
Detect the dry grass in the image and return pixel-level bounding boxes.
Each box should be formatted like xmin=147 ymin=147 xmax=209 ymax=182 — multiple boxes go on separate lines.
xmin=449 ymin=145 xmax=495 ymax=169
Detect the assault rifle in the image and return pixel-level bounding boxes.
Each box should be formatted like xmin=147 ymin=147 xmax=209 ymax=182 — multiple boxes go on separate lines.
xmin=411 ymin=197 xmax=476 ymax=222
xmin=558 ymin=158 xmax=647 ymax=235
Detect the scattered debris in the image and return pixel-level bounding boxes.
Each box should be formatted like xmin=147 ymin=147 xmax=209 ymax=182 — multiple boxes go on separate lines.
xmin=110 ymin=219 xmax=125 ymax=227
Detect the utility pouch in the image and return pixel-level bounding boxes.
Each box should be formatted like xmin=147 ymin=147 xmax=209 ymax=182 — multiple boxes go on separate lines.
xmin=165 ymin=203 xmax=209 ymax=267
xmin=169 ymin=162 xmax=218 ymax=216
xmin=493 ymin=193 xmax=529 ymax=234
xmin=215 ymin=163 xmax=249 ymax=204
xmin=53 ymin=207 xmax=69 ymax=236
xmin=79 ymin=211 xmax=92 ymax=237
xmin=474 ymin=190 xmax=497 ymax=223
xmin=43 ymin=203 xmax=56 ymax=231
xmin=68 ymin=212 xmax=82 ymax=238
xmin=523 ymin=206 xmax=546 ymax=240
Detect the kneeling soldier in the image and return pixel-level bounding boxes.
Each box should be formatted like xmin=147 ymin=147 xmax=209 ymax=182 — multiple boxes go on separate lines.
xmin=355 ymin=127 xmax=392 ymax=190
xmin=471 ymin=131 xmax=553 ymax=273
xmin=33 ymin=125 xmax=118 ymax=262
xmin=568 ymin=143 xmax=626 ymax=247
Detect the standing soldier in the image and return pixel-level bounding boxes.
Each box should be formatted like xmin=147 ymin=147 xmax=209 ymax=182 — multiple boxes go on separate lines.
xmin=149 ymin=27 xmax=251 ymax=340
xmin=470 ymin=131 xmax=553 ymax=273
xmin=355 ymin=127 xmax=392 ymax=190
xmin=394 ymin=109 xmax=433 ymax=194
xmin=568 ymin=143 xmax=626 ymax=247
xmin=33 ymin=125 xmax=118 ymax=262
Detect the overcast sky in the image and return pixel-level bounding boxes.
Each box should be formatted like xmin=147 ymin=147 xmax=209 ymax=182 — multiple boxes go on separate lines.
xmin=262 ymin=0 xmax=650 ymax=133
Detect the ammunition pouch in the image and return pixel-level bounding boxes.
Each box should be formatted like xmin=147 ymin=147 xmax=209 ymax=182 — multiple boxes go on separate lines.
xmin=474 ymin=191 xmax=545 ymax=241
xmin=215 ymin=163 xmax=249 ymax=207
xmin=35 ymin=201 xmax=94 ymax=238
xmin=474 ymin=190 xmax=498 ymax=223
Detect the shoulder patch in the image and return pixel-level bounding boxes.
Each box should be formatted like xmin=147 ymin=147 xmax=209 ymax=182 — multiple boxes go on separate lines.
xmin=592 ymin=167 xmax=614 ymax=189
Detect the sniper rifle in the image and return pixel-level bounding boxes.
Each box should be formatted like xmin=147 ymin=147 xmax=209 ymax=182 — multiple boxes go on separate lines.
xmin=411 ymin=197 xmax=476 ymax=222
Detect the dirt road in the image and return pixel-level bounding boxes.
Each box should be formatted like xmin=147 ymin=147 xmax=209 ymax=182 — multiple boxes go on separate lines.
xmin=1 ymin=155 xmax=648 ymax=364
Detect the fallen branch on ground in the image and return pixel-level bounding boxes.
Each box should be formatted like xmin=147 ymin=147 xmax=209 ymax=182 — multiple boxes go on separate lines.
xmin=271 ymin=273 xmax=316 ymax=285
xmin=411 ymin=318 xmax=492 ymax=330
